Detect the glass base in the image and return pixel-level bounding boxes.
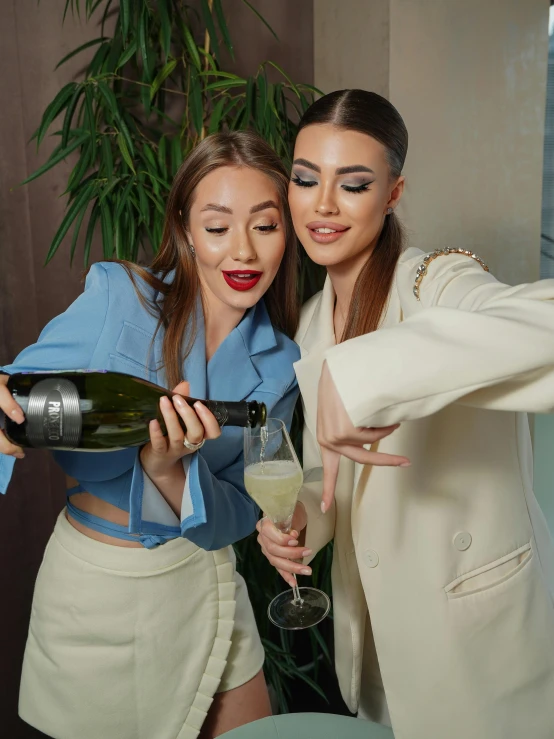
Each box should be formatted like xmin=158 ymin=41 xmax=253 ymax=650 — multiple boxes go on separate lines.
xmin=268 ymin=587 xmax=330 ymax=630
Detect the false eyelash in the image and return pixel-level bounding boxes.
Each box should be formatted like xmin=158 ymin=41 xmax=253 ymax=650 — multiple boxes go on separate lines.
xmin=205 ymin=227 xmax=227 ymax=234
xmin=342 ymin=183 xmax=371 ymax=194
xmin=256 ymin=223 xmax=278 ymax=232
xmin=291 ymin=175 xmax=317 ymax=188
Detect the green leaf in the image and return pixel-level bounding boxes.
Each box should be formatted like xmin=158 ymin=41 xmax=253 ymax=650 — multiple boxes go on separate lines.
xmin=182 ymin=22 xmax=202 ymax=71
xmin=157 ymin=135 xmax=167 ymax=179
xmin=198 ymin=70 xmax=243 ymax=80
xmin=84 ymin=84 xmax=96 ymax=148
xmin=66 ymin=139 xmax=93 ymax=192
xmin=35 ymin=82 xmax=77 ymax=148
xmin=69 ymin=189 xmax=90 ymax=265
xmin=116 ymin=37 xmax=138 ymax=69
xmin=139 ymin=9 xmax=153 ymax=81
xmin=96 ymin=80 xmax=119 ymax=122
xmin=240 ymin=0 xmax=279 ymax=41
xmin=208 ymin=97 xmax=225 ymax=134
xmin=213 ymin=0 xmax=233 ymax=59
xmin=98 ymin=176 xmax=122 ymax=204
xmin=61 ymin=84 xmax=85 ymax=148
xmin=158 ymin=0 xmax=172 ymax=60
xmin=88 ymin=40 xmax=111 ymax=76
xmin=100 ymin=199 xmax=114 ymax=257
xmin=20 ymin=132 xmax=89 ymax=186
xmin=141 ymin=142 xmax=157 ymax=170
xmin=188 ymin=67 xmax=204 ymax=133
xmin=83 ymin=200 xmax=100 ymax=266
xmin=117 ymin=132 xmax=136 ymax=173
xmin=205 ymin=79 xmax=246 ymax=91
xmin=44 ymin=181 xmax=95 ymax=264
xmin=101 ymin=134 xmax=114 ymax=181
xmin=120 ymin=0 xmax=130 ymax=43
xmin=150 ymin=58 xmax=177 ymax=100
xmin=55 ymin=37 xmax=107 ymax=70
xmin=114 ymin=176 xmax=136 ymax=221
xmin=170 ymin=137 xmax=183 ymax=175
xmin=197 ymin=47 xmax=217 ymax=72
xmin=266 ymin=61 xmax=299 ymax=97
xmin=200 ymin=0 xmax=220 ymax=64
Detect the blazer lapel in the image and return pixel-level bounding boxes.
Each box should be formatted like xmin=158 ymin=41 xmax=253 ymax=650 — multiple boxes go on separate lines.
xmin=294 ymin=277 xmax=336 ymax=444
xmin=351 ymin=267 xmax=402 ymax=494
xmin=207 ymin=300 xmax=275 ymax=401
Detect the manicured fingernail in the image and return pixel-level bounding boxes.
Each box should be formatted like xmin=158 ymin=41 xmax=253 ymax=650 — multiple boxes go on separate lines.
xmin=321 ymin=501 xmax=327 ymax=513
xmin=173 ymin=396 xmax=184 ymax=408
xmin=289 ymin=530 xmax=299 ymax=538
xmin=193 ymin=401 xmax=205 ymax=412
xmin=400 ymin=461 xmax=411 ymax=467
xmin=302 ymin=549 xmax=312 ymax=557
xmin=288 ymin=539 xmax=299 ymax=547
xmin=10 ymin=409 xmax=24 ymax=423
xmin=301 ymin=568 xmax=311 ymax=575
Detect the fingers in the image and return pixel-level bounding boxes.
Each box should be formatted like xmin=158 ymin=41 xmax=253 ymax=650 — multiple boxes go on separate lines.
xmin=0 ymin=380 xmax=25 ymax=425
xmin=256 ymin=531 xmax=313 ymax=579
xmin=335 ymin=445 xmax=410 ymax=467
xmin=255 ymin=516 xmax=295 ymax=546
xmin=159 ymin=396 xmax=191 ymax=449
xmin=172 ymin=396 xmax=221 ymax=442
xmin=192 ymin=402 xmax=221 ymax=440
xmin=0 ymin=429 xmax=25 ymax=459
xmin=321 ymin=447 xmax=340 ymax=514
xmin=148 ymin=419 xmax=167 ymax=454
xmin=321 ymin=423 xmax=401 ymax=447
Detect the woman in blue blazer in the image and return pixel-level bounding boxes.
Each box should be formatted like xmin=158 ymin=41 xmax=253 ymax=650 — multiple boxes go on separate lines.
xmin=0 ymin=131 xmax=300 ymax=739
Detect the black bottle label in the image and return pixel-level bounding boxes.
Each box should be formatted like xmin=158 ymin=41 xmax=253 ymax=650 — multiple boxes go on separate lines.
xmin=25 ymin=379 xmax=82 ymax=448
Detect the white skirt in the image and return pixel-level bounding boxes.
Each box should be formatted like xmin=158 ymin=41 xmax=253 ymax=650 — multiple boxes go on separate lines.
xmin=19 ymin=511 xmax=265 ymax=739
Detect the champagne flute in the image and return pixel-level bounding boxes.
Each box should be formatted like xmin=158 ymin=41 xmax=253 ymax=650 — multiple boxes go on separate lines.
xmin=244 ymin=418 xmax=330 ymax=630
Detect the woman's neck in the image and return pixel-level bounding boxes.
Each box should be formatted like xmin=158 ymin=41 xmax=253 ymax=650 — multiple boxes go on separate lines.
xmin=327 ymin=248 xmax=372 ymax=341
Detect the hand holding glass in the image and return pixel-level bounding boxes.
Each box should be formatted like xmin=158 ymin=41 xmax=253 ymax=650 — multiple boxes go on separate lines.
xmin=244 ymin=418 xmax=330 ymax=630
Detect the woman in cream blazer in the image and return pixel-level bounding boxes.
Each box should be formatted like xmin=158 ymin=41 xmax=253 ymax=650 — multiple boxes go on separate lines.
xmin=258 ymin=90 xmax=554 ymax=739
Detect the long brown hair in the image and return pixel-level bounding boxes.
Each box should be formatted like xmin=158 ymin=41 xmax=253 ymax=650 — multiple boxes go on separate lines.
xmin=119 ymin=131 xmax=299 ymax=389
xmin=296 ymin=90 xmax=408 ymax=341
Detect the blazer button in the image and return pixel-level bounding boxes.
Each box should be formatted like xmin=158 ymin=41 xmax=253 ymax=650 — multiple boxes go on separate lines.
xmin=453 ymin=532 xmax=472 ymax=551
xmin=364 ymin=549 xmax=379 ymax=568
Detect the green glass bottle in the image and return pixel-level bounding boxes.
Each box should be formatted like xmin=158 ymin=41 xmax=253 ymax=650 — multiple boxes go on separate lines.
xmin=2 ymin=371 xmax=267 ymax=451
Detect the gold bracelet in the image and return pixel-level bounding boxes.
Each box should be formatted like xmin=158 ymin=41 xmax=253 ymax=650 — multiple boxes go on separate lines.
xmin=413 ymin=247 xmax=489 ymax=301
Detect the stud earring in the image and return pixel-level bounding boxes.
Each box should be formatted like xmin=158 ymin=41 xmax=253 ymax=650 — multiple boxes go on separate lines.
xmin=386 ymin=207 xmax=394 ymax=214
xmin=188 ymin=244 xmax=196 ymax=257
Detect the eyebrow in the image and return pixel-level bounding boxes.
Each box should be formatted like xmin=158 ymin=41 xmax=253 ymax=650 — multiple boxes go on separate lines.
xmin=200 ymin=200 xmax=279 ymax=215
xmin=293 ymin=158 xmax=375 ymax=176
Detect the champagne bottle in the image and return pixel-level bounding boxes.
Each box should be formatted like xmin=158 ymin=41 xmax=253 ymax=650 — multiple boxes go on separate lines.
xmin=1 ymin=371 xmax=267 ymax=451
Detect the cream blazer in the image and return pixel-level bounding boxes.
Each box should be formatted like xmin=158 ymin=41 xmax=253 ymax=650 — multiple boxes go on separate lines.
xmin=295 ymin=247 xmax=554 ymax=739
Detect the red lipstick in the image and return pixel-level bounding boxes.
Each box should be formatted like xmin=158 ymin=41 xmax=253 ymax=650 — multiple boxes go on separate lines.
xmin=222 ymin=270 xmax=263 ymax=291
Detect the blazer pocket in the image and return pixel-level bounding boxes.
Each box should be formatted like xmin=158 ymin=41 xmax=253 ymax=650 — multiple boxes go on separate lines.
xmin=114 ymin=321 xmax=158 ymax=371
xmin=445 ymin=542 xmax=532 ymax=600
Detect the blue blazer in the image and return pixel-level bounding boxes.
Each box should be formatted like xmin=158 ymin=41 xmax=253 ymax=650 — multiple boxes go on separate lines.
xmin=0 ymin=263 xmax=299 ymax=549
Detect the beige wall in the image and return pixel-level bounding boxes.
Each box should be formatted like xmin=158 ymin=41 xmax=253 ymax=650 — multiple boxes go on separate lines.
xmin=315 ymin=0 xmax=550 ymax=285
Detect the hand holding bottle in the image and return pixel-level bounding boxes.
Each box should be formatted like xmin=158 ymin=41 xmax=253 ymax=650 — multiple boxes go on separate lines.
xmin=139 ymin=381 xmax=221 ymax=484
xmin=0 ymin=374 xmax=25 ymax=459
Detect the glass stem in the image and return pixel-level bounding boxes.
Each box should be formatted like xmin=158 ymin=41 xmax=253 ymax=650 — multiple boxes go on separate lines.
xmin=275 ymin=519 xmax=305 ymax=607
xmin=291 ymin=575 xmax=303 ymax=605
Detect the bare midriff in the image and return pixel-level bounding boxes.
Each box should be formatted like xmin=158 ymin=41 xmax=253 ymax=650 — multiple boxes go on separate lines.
xmin=65 ymin=475 xmax=144 ymax=548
